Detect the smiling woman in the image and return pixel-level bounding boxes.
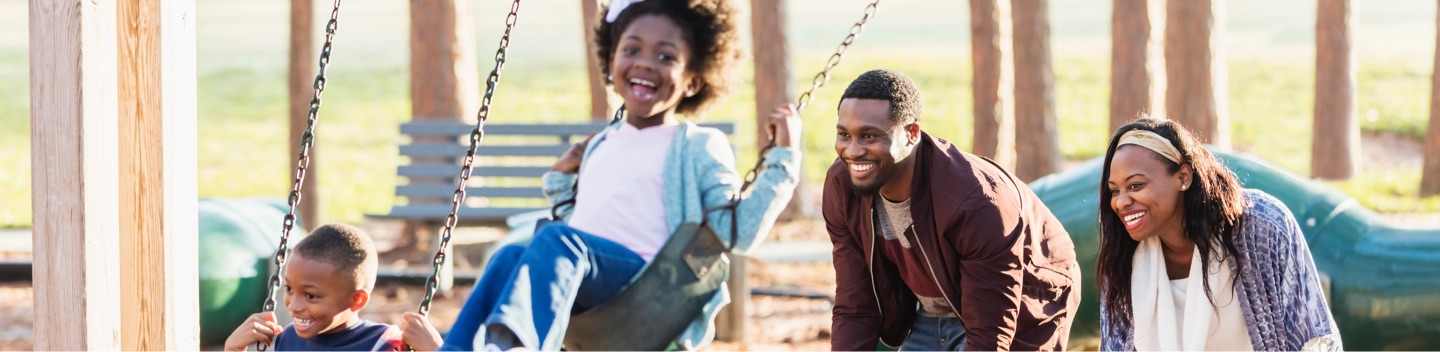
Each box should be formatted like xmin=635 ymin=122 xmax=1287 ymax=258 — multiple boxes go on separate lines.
xmin=1096 ymin=117 xmax=1342 ymax=351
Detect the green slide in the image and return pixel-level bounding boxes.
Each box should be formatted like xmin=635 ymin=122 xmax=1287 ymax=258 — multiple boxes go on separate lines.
xmin=197 ymin=198 xmax=290 ymax=346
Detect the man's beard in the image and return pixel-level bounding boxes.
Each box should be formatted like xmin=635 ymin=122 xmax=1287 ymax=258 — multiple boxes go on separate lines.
xmin=850 ymin=164 xmax=895 ymax=196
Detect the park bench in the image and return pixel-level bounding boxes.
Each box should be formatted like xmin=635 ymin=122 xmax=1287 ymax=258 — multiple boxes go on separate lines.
xmin=370 ymin=120 xmax=735 ymax=227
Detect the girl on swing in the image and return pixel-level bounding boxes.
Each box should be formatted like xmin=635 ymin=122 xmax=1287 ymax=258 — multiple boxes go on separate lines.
xmin=399 ymin=0 xmax=802 ymax=350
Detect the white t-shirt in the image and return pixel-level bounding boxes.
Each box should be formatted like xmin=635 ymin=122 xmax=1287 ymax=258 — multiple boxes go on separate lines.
xmin=566 ymin=122 xmax=677 ymax=261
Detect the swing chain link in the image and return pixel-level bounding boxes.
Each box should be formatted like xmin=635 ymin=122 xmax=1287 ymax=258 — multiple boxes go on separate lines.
xmin=742 ymin=0 xmax=879 ymax=193
xmin=419 ymin=0 xmax=523 ymax=317
xmin=258 ymin=1 xmax=342 ymax=351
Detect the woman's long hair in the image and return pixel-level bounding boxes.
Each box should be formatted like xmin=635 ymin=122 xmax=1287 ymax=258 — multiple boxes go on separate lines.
xmin=1096 ymin=117 xmax=1249 ymax=321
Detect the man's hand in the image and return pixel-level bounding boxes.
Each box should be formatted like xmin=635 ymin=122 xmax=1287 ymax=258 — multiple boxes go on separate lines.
xmin=400 ymin=313 xmax=444 ymax=352
xmin=767 ymin=104 xmax=802 ymax=148
xmin=224 ymin=312 xmax=283 ymax=351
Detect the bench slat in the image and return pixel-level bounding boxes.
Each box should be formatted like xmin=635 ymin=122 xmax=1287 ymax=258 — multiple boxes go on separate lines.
xmin=400 ymin=143 xmax=572 ymax=158
xmin=401 ymin=121 xmax=610 ymax=137
xmin=374 ymin=204 xmax=546 ymax=222
xmin=398 ymin=164 xmax=552 ymax=178
xmin=400 ymin=120 xmax=736 ymax=137
xmin=397 ymin=185 xmax=545 ymax=199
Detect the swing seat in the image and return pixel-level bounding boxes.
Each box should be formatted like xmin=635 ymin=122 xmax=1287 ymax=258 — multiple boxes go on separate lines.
xmin=562 ymin=221 xmax=731 ymax=351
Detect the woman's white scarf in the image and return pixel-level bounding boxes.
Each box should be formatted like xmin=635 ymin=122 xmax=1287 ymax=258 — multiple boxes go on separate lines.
xmin=1131 ymin=236 xmax=1244 ymax=351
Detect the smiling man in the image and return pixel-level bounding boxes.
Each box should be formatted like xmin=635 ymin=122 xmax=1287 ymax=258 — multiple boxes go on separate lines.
xmin=823 ymin=69 xmax=1080 ymax=351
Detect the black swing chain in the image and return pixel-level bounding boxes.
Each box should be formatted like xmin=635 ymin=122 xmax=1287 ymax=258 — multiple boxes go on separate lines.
xmin=258 ymin=1 xmax=342 ymax=351
xmin=738 ymin=0 xmax=879 ymax=194
xmin=419 ymin=0 xmax=523 ymax=317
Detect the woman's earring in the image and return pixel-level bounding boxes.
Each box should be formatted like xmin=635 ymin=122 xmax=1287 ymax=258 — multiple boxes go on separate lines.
xmin=606 ymin=74 xmax=613 ymax=82
xmin=1181 ymin=185 xmax=1188 ymax=191
xmin=685 ymin=90 xmax=696 ymax=97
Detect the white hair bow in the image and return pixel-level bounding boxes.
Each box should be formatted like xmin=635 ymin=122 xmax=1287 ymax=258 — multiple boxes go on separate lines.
xmin=605 ymin=0 xmax=644 ymax=23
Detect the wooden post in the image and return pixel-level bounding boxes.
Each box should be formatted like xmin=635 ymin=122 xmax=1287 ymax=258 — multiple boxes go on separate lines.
xmin=582 ymin=0 xmax=612 ymax=120
xmin=1423 ymin=1 xmax=1440 ymax=196
xmin=289 ymin=0 xmax=318 ymax=231
xmin=34 ymin=1 xmax=197 ymax=348
xmin=1012 ymin=0 xmax=1059 ymax=181
xmin=1165 ymin=0 xmax=1229 ymax=147
xmin=409 ymin=0 xmax=476 ymax=293
xmin=1110 ymin=0 xmax=1165 ymax=131
xmin=750 ymin=0 xmax=813 ymax=220
xmin=1313 ymin=0 xmax=1359 ymax=180
xmin=971 ymin=0 xmax=1017 ymax=170
xmin=118 ymin=0 xmax=200 ymax=349
xmin=30 ymin=0 xmax=122 ymax=349
xmin=411 ymin=0 xmax=479 ymax=122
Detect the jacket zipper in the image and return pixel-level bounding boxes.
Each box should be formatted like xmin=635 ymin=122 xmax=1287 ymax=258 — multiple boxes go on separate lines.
xmin=910 ymin=223 xmax=961 ymax=320
xmin=867 ymin=206 xmax=884 ymax=320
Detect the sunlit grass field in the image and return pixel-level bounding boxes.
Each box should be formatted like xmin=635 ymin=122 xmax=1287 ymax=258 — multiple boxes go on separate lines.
xmin=3 ymin=0 xmax=1438 ymax=228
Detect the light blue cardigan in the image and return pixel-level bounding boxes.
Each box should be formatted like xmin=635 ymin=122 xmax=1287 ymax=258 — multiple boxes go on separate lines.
xmin=1100 ymin=190 xmax=1342 ymax=351
xmin=540 ymin=119 xmax=801 ymax=349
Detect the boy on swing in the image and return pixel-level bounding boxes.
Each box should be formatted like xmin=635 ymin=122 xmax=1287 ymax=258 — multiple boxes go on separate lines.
xmin=224 ymin=223 xmax=405 ymax=351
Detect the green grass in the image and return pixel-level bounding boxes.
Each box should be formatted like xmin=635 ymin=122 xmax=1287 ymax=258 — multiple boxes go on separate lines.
xmin=4 ymin=54 xmax=1438 ymax=228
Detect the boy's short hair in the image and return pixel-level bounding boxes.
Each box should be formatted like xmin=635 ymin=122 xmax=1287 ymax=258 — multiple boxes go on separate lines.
xmin=595 ymin=0 xmax=743 ymax=116
xmin=840 ymin=69 xmax=924 ymax=125
xmin=293 ymin=223 xmax=379 ymax=291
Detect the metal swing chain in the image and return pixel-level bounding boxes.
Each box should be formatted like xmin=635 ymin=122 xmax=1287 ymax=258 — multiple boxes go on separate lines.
xmin=258 ymin=1 xmax=342 ymax=351
xmin=419 ymin=0 xmax=523 ymax=317
xmin=738 ymin=0 xmax=879 ymax=193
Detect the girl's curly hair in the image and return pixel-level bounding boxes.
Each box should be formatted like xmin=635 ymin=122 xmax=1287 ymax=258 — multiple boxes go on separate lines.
xmin=595 ymin=0 xmax=743 ymax=116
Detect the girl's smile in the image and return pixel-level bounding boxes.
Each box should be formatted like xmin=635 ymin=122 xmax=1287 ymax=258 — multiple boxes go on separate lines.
xmin=610 ymin=14 xmax=701 ymax=128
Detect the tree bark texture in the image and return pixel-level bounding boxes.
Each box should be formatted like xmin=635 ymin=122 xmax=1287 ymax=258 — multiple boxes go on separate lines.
xmin=971 ymin=0 xmax=1017 ymax=170
xmin=1012 ymin=0 xmax=1059 ymax=181
xmin=1165 ymin=0 xmax=1229 ymax=147
xmin=1110 ymin=0 xmax=1165 ymax=132
xmin=1313 ymin=0 xmax=1359 ymax=180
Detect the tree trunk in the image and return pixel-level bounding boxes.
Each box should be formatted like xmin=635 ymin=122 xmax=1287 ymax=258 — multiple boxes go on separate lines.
xmin=1165 ymin=0 xmax=1229 ymax=147
xmin=289 ymin=0 xmax=318 ymax=232
xmin=582 ymin=0 xmax=612 ymax=120
xmin=1110 ymin=0 xmax=1165 ymax=132
xmin=1313 ymin=0 xmax=1359 ymax=180
xmin=403 ymin=0 xmax=480 ymax=256
xmin=971 ymin=0 xmax=1016 ymax=170
xmin=1012 ymin=0 xmax=1059 ymax=181
xmin=1423 ymin=1 xmax=1440 ymax=195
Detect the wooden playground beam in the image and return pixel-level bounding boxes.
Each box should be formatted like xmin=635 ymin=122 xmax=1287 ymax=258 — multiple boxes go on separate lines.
xmin=1313 ymin=0 xmax=1359 ymax=180
xmin=1165 ymin=0 xmax=1229 ymax=147
xmin=970 ymin=0 xmax=1017 ymax=170
xmin=1424 ymin=0 xmax=1440 ymax=196
xmin=117 ymin=0 xmax=200 ymax=349
xmin=33 ymin=0 xmax=200 ymax=348
xmin=1012 ymin=0 xmax=1059 ymax=181
xmin=289 ymin=0 xmax=318 ymax=231
xmin=30 ymin=0 xmax=123 ymax=348
xmin=582 ymin=0 xmax=612 ymax=120
xmin=1109 ymin=0 xmax=1165 ymax=131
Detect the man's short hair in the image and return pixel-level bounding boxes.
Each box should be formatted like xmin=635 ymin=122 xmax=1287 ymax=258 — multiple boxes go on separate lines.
xmin=839 ymin=69 xmax=923 ymax=125
xmin=294 ymin=223 xmax=379 ymax=291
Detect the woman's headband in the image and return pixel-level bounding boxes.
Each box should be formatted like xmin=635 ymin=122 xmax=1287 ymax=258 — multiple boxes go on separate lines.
xmin=605 ymin=0 xmax=644 ymax=23
xmin=1117 ymin=130 xmax=1182 ymax=164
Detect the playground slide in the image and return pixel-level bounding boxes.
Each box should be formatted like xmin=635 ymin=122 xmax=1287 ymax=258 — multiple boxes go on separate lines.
xmin=1028 ymin=148 xmax=1440 ymax=350
xmin=196 ymin=198 xmax=288 ymax=345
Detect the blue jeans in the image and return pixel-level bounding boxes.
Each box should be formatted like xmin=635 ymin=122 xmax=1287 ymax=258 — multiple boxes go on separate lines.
xmin=899 ymin=313 xmax=967 ymax=351
xmin=439 ymin=222 xmax=646 ymax=351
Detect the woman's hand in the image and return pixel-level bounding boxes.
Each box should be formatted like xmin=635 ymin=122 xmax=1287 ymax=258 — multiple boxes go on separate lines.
xmin=551 ymin=134 xmax=594 ymax=173
xmin=400 ymin=313 xmax=444 ymax=352
xmin=767 ymin=104 xmax=802 ymax=148
xmin=223 ymin=312 xmax=282 ymax=351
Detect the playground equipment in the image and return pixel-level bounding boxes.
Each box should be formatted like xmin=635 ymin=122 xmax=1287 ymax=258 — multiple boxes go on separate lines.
xmin=1028 ymin=148 xmax=1440 ymax=350
xmin=193 ymin=199 xmax=292 ymax=346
